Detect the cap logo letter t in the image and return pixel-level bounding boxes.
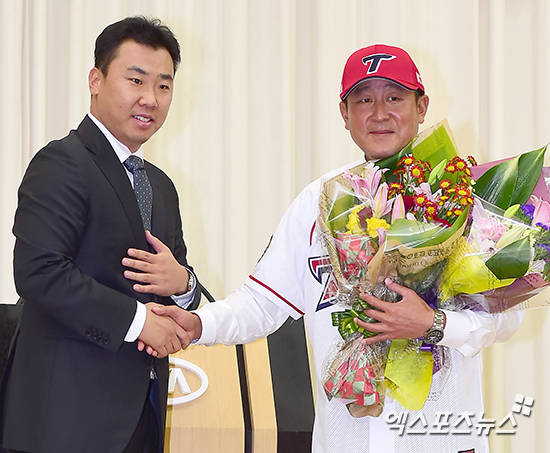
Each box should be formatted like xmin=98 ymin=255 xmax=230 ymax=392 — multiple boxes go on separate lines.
xmin=362 ymin=53 xmax=396 ymax=74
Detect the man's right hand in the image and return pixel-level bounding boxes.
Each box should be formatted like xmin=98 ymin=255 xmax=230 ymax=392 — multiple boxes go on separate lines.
xmin=137 ymin=303 xmax=192 ymax=358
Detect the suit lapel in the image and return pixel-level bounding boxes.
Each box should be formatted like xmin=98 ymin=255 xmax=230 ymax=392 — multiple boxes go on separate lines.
xmin=75 ymin=116 xmax=148 ymax=249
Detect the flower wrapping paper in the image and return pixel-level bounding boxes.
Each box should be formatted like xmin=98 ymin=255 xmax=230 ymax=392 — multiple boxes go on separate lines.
xmin=319 ymin=119 xmax=550 ymax=416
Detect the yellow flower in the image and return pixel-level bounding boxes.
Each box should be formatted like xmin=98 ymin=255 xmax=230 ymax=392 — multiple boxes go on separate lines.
xmin=366 ymin=217 xmax=389 ymax=237
xmin=345 ymin=205 xmax=366 ymax=234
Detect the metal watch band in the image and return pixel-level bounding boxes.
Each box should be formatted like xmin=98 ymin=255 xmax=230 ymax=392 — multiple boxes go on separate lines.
xmin=424 ymin=309 xmax=445 ymax=344
xmin=187 ymin=270 xmax=196 ymax=293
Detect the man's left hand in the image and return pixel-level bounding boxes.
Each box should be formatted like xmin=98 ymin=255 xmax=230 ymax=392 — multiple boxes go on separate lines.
xmin=122 ymin=231 xmax=189 ymax=296
xmin=356 ymin=278 xmax=434 ymax=345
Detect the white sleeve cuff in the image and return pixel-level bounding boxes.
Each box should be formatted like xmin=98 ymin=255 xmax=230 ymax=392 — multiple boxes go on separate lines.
xmin=194 ymin=308 xmax=218 ymax=345
xmin=439 ymin=308 xmax=524 ymax=358
xmin=124 ymin=301 xmax=147 ymax=342
xmin=439 ymin=310 xmax=473 ymax=353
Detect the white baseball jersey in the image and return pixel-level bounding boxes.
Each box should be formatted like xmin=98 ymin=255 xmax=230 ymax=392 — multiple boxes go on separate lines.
xmin=197 ymin=160 xmax=524 ymax=453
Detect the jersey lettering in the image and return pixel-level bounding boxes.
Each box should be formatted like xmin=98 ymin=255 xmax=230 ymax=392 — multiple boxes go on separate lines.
xmin=309 ymin=255 xmax=339 ymax=311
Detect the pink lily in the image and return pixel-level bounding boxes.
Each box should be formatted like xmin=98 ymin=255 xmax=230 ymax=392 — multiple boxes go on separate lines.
xmin=377 ymin=227 xmax=387 ymax=251
xmin=412 ymin=182 xmax=440 ymax=203
xmin=530 ymin=195 xmax=550 ymax=226
xmin=391 ymin=194 xmax=406 ymax=223
xmin=343 ymin=170 xmax=369 ymax=201
xmin=362 ymin=162 xmax=388 ymax=198
xmin=372 ymin=183 xmax=394 ymax=218
xmin=343 ymin=163 xmax=388 ymax=202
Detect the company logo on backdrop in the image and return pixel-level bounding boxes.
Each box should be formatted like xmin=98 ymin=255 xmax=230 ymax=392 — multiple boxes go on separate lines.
xmin=167 ymin=357 xmax=209 ymax=406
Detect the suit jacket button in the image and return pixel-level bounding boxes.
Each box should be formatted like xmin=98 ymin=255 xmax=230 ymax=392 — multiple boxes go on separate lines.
xmin=92 ymin=332 xmax=98 ymax=340
xmin=103 ymin=337 xmax=110 ymax=345
xmin=85 ymin=329 xmax=92 ymax=337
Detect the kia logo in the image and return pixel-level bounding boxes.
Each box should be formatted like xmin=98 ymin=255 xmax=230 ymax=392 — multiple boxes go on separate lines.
xmin=168 ymin=357 xmax=209 ymax=405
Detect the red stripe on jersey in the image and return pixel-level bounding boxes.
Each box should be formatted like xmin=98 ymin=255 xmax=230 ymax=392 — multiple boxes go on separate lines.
xmin=310 ymin=221 xmax=316 ymax=246
xmin=249 ymin=275 xmax=305 ymax=316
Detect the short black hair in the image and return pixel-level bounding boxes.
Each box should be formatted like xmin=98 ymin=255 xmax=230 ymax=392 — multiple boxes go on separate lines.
xmin=94 ymin=16 xmax=181 ymax=76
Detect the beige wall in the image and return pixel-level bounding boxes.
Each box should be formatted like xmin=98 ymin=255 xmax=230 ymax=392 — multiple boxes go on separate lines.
xmin=2 ymin=1 xmax=549 ymax=451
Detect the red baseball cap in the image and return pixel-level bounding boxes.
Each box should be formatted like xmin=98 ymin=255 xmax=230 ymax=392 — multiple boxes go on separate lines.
xmin=340 ymin=44 xmax=425 ymax=100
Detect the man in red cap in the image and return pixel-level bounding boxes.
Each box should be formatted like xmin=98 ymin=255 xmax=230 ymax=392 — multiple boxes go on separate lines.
xmin=339 ymin=44 xmax=428 ymax=163
xmin=124 ymin=45 xmax=522 ymax=452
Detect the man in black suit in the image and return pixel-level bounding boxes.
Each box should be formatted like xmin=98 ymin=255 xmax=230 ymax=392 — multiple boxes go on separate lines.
xmin=0 ymin=16 xmax=200 ymax=453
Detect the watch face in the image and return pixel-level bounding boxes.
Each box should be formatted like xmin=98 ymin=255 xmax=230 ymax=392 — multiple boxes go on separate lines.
xmin=425 ymin=330 xmax=443 ymax=344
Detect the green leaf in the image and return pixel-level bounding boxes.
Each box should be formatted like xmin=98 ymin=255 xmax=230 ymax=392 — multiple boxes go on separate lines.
xmin=386 ymin=218 xmax=443 ymax=247
xmin=511 ymin=145 xmax=546 ymax=205
xmin=474 ymin=159 xmax=517 ymax=209
xmin=485 ymin=236 xmax=531 ymax=280
xmin=325 ymin=193 xmax=356 ymax=233
xmin=386 ymin=208 xmax=469 ymax=248
xmin=474 ymin=146 xmax=546 ymax=210
xmin=427 ymin=159 xmax=448 ymax=187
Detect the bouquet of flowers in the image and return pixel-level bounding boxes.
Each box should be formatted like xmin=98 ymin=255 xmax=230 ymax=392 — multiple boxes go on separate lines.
xmin=319 ymin=119 xmax=550 ymax=417
xmin=439 ymin=149 xmax=550 ymax=312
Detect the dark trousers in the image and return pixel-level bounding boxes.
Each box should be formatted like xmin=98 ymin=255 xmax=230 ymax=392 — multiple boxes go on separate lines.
xmin=123 ymin=394 xmax=161 ymax=453
xmin=7 ymin=382 xmax=161 ymax=453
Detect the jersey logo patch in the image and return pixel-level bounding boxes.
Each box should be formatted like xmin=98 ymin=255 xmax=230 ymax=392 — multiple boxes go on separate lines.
xmin=308 ymin=255 xmax=338 ymax=311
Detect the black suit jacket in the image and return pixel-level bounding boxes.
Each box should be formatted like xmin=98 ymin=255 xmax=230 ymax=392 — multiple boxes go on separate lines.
xmin=0 ymin=116 xmax=200 ymax=453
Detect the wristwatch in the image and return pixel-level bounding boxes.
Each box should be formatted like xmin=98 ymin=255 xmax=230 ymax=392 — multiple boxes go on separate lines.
xmin=424 ymin=309 xmax=446 ymax=344
xmin=186 ymin=270 xmax=196 ymax=293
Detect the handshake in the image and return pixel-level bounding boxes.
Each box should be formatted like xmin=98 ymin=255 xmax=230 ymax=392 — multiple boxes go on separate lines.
xmin=137 ymin=303 xmax=202 ymax=358
xmin=122 ymin=231 xmax=206 ymax=359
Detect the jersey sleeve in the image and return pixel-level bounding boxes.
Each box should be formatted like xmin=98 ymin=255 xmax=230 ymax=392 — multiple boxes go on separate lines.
xmin=441 ymin=308 xmax=524 ymax=358
xmin=195 ymin=179 xmax=324 ymax=345
xmin=245 ymin=180 xmax=322 ymax=318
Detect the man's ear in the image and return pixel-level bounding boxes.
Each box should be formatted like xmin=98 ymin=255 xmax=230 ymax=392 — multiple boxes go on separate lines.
xmin=339 ymin=101 xmax=350 ymax=130
xmin=88 ymin=67 xmax=101 ymax=96
xmin=417 ymin=94 xmax=429 ymax=124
